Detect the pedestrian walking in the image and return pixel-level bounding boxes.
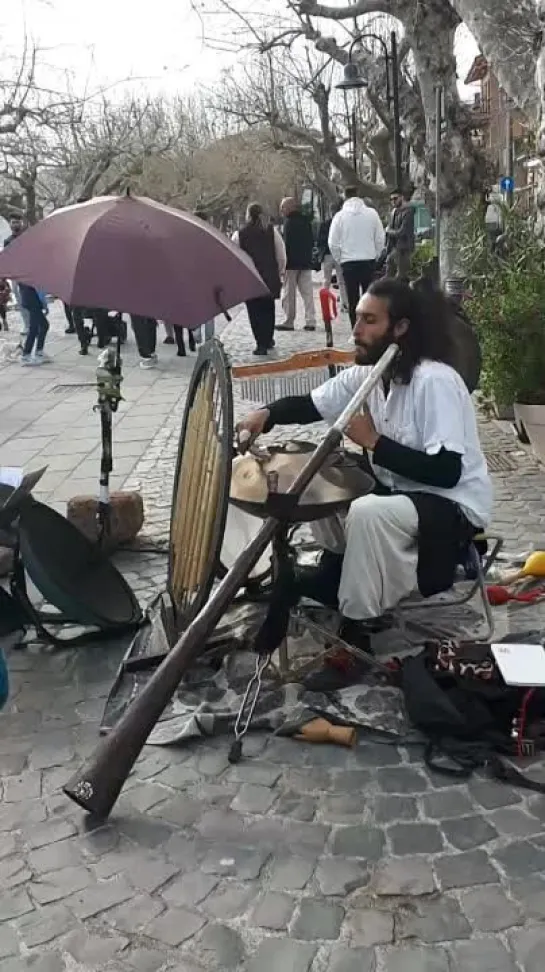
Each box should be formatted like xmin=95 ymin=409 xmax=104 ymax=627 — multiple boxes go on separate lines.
xmin=317 ymin=203 xmax=348 ymax=312
xmin=328 ymin=186 xmax=385 ymax=327
xmin=277 ymin=196 xmax=316 ymax=332
xmin=163 ymin=321 xmax=197 ymax=356
xmin=19 ymin=283 xmax=50 ymax=366
xmin=3 ymin=214 xmax=30 ymax=337
xmin=0 ymin=278 xmax=11 ymax=330
xmin=232 ymin=202 xmax=286 ymax=355
xmin=131 ymin=315 xmax=159 ymax=369
xmin=385 ymin=188 xmax=415 ymax=279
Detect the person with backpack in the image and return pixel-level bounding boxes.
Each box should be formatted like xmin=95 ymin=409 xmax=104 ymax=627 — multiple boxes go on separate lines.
xmin=237 ymin=277 xmax=493 ymax=690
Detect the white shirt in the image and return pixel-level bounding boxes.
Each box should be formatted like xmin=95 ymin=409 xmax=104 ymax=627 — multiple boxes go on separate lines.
xmin=311 ymin=359 xmax=493 ymax=528
xmin=328 ymin=197 xmax=385 ymax=264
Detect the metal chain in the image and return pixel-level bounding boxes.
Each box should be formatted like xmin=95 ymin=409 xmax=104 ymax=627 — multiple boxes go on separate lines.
xmin=229 ymin=653 xmax=271 ymax=763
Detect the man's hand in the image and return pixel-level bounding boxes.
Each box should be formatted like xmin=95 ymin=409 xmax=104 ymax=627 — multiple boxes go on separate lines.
xmin=346 ymin=410 xmax=379 ymax=451
xmin=236 ymin=408 xmax=270 ymax=444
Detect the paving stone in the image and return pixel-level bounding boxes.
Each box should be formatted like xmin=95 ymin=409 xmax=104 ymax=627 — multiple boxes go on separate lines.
xmin=375 ymin=767 xmax=428 ymax=794
xmin=346 ymin=907 xmax=394 ymax=947
xmin=65 ymin=875 xmax=134 ymax=918
xmin=143 ymin=906 xmax=205 ymax=946
xmin=162 ymin=871 xmax=218 ymax=907
xmin=15 ymin=904 xmax=74 ymax=947
xmin=441 ymin=815 xmax=498 ymax=850
xmin=201 ymin=882 xmax=255 ymax=920
xmin=24 ymin=819 xmax=77 ymax=849
xmin=227 ymin=763 xmax=282 ymax=787
xmin=28 ymin=865 xmax=91 ymax=905
xmin=315 ymin=858 xmax=369 ymax=896
xmin=0 ymin=925 xmax=18 ymax=959
xmin=510 ymin=874 xmax=545 ymax=920
xmin=0 ymin=857 xmax=32 ymax=890
xmin=319 ymin=793 xmax=372 ymax=823
xmin=435 ymin=849 xmax=499 ymax=889
xmin=331 ymin=826 xmax=385 ymax=860
xmin=468 ymin=780 xmax=522 ymax=809
xmin=201 ymin=845 xmax=269 ymax=880
xmin=373 ymin=795 xmax=419 ymax=823
xmin=196 ymin=923 xmax=246 ymax=969
xmin=397 ymin=896 xmax=472 ymax=942
xmin=460 ymin=885 xmax=521 ymax=931
xmin=381 ymin=945 xmax=450 ymax=972
xmin=105 ymin=893 xmax=165 ymax=933
xmin=116 ymin=815 xmax=174 ymax=848
xmin=273 ymin=791 xmax=317 ymax=822
xmin=231 ymin=783 xmax=276 ymax=814
xmin=269 ymin=856 xmax=316 ymax=890
xmin=488 ymin=806 xmax=542 ymax=837
xmin=0 ymin=834 xmax=16 ymax=860
xmin=196 ymin=808 xmax=247 ymax=841
xmin=151 ymin=795 xmax=205 ymax=828
xmin=123 ymin=946 xmax=171 ymax=972
xmin=27 ymin=838 xmax=83 ymax=874
xmin=493 ymin=840 xmax=545 ymax=879
xmin=449 ymin=938 xmax=516 ymax=971
xmin=3 ymin=770 xmax=42 ymax=802
xmin=421 ymin=788 xmax=475 ymax=819
xmin=252 ymin=891 xmax=294 ymax=930
xmin=59 ymin=928 xmax=130 ymax=966
xmin=374 ymin=857 xmax=436 ymax=896
xmin=328 ymin=946 xmax=376 ymax=972
xmin=118 ymin=782 xmax=173 ymax=814
xmin=355 ymin=743 xmax=402 ymax=766
xmin=153 ymin=764 xmax=202 ymax=788
xmin=292 ymin=898 xmax=344 ymax=941
xmin=330 ymin=770 xmax=372 ymax=793
xmin=510 ymin=926 xmax=545 ymax=972
xmin=0 ymin=890 xmax=34 ymax=921
xmin=388 ymin=822 xmax=444 ymax=855
xmin=247 ymin=939 xmax=317 ymax=972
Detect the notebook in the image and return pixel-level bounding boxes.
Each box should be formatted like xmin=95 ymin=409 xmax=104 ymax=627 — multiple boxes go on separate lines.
xmin=491 ymin=642 xmax=545 ymax=687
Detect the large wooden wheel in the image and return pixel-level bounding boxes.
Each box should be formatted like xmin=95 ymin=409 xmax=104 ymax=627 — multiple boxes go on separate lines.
xmin=168 ymin=339 xmax=233 ymax=628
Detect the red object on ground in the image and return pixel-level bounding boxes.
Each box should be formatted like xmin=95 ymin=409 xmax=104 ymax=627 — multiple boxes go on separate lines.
xmin=319 ymin=287 xmax=337 ymax=325
xmin=0 ymin=195 xmax=268 ymax=330
xmin=486 ymin=584 xmax=545 ymax=606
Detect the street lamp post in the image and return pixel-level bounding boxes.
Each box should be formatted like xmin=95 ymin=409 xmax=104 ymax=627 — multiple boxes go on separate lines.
xmin=336 ymin=30 xmax=403 ymax=191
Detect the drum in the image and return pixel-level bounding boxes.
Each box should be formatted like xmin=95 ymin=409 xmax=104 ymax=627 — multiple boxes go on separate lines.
xmin=230 ymin=440 xmax=374 ymax=523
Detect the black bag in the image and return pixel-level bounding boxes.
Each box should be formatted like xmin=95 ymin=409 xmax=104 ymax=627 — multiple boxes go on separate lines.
xmin=402 ymin=636 xmax=545 ymax=792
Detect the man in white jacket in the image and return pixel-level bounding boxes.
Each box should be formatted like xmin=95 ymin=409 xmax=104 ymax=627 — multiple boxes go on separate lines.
xmin=328 ymin=187 xmax=385 ymax=327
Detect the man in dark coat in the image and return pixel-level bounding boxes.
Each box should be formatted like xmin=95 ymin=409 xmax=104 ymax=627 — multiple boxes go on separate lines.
xmin=277 ymin=197 xmax=316 ymax=331
xmin=385 ymin=189 xmax=415 ymax=279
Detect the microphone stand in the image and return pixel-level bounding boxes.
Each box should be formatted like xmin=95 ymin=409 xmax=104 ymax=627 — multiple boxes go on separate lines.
xmin=95 ymin=328 xmax=123 ymax=548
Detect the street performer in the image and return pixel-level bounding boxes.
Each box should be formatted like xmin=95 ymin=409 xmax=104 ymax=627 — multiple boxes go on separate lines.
xmin=237 ymin=277 xmax=493 ymax=691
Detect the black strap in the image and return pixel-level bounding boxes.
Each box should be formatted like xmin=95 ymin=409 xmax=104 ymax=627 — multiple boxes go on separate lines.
xmin=425 ymin=736 xmax=545 ymax=793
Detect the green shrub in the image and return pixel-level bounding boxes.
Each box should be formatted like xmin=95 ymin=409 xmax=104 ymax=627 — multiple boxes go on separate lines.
xmin=410 ymin=240 xmax=436 ymax=278
xmin=458 ymin=203 xmax=545 ymax=403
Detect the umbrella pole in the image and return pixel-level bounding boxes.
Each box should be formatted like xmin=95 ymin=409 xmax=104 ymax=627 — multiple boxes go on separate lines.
xmin=95 ymin=332 xmax=123 ymax=549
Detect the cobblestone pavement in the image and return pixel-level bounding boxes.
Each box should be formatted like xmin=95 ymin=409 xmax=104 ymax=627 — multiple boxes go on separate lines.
xmin=3 ymin=295 xmax=545 ymax=971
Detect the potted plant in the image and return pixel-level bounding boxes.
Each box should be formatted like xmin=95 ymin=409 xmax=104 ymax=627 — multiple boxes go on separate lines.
xmin=459 ymin=204 xmax=545 ymax=445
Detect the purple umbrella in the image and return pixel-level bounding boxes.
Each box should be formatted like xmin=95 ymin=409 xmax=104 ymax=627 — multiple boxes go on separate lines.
xmin=0 ymin=194 xmax=268 ymax=329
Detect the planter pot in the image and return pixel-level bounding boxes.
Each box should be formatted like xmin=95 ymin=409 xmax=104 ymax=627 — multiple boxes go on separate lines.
xmin=514 ymin=402 xmax=545 ymax=463
xmin=492 ymin=398 xmax=515 ymax=421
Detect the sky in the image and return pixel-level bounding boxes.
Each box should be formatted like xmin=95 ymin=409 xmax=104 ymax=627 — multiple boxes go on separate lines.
xmin=1 ymin=0 xmax=479 ymax=102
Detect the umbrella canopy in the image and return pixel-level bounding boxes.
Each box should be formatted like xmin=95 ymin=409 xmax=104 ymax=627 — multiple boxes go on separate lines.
xmin=0 ymin=195 xmax=268 ymax=329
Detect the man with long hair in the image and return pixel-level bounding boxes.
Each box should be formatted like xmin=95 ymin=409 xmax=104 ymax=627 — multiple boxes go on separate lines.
xmin=237 ymin=278 xmax=493 ymax=689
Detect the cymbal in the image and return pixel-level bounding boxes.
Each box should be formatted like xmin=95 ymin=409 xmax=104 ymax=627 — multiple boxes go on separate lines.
xmin=229 ymin=444 xmax=374 ymax=522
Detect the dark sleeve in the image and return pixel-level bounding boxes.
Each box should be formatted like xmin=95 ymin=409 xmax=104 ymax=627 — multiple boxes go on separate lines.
xmin=262 ymin=394 xmax=322 ymax=433
xmin=373 ymin=436 xmax=462 ymax=488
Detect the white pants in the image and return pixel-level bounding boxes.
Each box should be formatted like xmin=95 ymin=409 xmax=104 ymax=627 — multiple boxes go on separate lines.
xmin=322 ymin=255 xmax=348 ymax=310
xmin=311 ymin=494 xmax=419 ymax=620
xmin=282 ymin=269 xmax=316 ymax=328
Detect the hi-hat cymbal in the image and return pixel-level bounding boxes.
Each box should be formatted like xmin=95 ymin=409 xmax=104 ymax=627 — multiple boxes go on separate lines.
xmin=229 ymin=445 xmax=374 ymax=522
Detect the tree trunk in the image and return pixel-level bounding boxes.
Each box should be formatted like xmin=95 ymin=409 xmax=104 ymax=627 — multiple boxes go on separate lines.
xmin=450 ymin=0 xmax=539 ymax=120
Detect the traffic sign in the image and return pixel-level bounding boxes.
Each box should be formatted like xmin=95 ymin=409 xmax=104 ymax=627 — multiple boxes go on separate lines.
xmin=500 ymin=176 xmax=514 ymax=193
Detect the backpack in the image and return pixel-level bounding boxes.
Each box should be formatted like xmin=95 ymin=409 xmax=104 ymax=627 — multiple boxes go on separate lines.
xmin=401 ymin=635 xmax=545 ymax=792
